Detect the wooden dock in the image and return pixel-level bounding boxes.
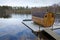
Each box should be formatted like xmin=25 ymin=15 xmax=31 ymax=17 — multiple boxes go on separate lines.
xmin=22 ymin=21 xmax=53 ymax=32
xmin=22 ymin=20 xmax=60 ymax=40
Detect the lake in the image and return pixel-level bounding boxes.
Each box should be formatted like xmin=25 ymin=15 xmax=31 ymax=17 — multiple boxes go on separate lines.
xmin=0 ymin=14 xmax=38 ymax=40
xmin=0 ymin=13 xmax=60 ymax=40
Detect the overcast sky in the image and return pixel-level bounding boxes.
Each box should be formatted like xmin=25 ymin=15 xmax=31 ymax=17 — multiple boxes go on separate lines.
xmin=0 ymin=0 xmax=60 ymax=7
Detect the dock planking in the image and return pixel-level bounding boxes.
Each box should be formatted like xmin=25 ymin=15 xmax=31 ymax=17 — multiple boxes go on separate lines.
xmin=42 ymin=29 xmax=60 ymax=40
xmin=22 ymin=21 xmax=51 ymax=32
xmin=22 ymin=21 xmax=60 ymax=40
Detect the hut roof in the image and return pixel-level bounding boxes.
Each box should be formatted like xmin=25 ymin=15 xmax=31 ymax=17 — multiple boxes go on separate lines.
xmin=32 ymin=12 xmax=46 ymax=18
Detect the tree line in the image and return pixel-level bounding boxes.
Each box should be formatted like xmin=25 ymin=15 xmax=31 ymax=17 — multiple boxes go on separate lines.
xmin=0 ymin=4 xmax=60 ymax=17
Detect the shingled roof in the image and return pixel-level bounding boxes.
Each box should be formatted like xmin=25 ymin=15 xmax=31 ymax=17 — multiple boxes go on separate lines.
xmin=32 ymin=11 xmax=46 ymax=18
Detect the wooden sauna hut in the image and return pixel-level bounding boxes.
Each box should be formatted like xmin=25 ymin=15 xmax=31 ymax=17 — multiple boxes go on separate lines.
xmin=32 ymin=8 xmax=55 ymax=27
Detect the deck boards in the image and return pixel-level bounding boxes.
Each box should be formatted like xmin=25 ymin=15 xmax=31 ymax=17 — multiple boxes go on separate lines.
xmin=22 ymin=21 xmax=60 ymax=40
xmin=43 ymin=29 xmax=60 ymax=40
xmin=22 ymin=21 xmax=51 ymax=32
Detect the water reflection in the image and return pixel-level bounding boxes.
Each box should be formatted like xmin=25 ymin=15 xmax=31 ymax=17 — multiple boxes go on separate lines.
xmin=11 ymin=14 xmax=32 ymax=19
xmin=0 ymin=14 xmax=60 ymax=40
xmin=0 ymin=14 xmax=37 ymax=40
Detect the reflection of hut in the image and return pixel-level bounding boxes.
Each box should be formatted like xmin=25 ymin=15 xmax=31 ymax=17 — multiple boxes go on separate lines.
xmin=32 ymin=8 xmax=55 ymax=27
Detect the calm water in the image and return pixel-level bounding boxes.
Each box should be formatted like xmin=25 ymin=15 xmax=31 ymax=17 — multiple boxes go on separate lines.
xmin=0 ymin=14 xmax=37 ymax=40
xmin=0 ymin=14 xmax=60 ymax=40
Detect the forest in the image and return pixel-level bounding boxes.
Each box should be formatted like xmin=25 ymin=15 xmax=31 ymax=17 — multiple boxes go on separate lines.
xmin=0 ymin=4 xmax=60 ymax=18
